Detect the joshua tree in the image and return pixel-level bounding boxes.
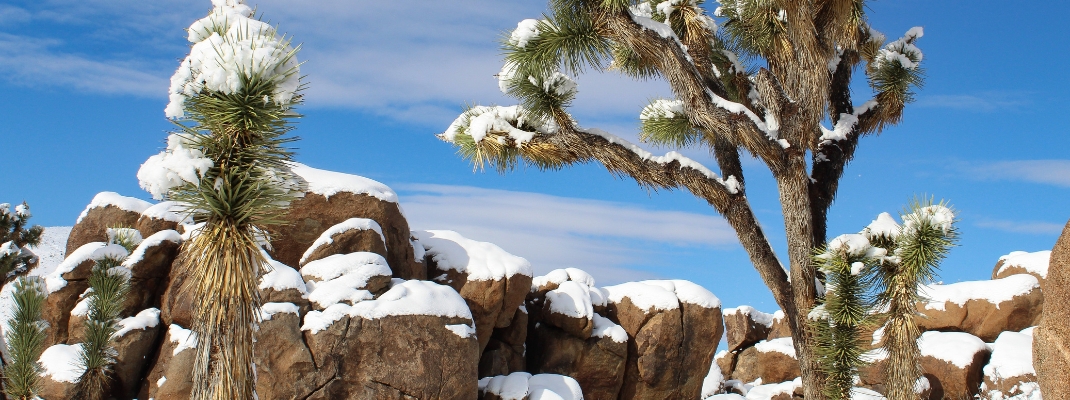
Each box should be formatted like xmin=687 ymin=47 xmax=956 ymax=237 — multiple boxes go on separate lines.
xmin=867 ymin=200 xmax=956 ymax=400
xmin=439 ymin=0 xmax=925 ymax=395
xmin=3 ymin=277 xmax=47 ymax=400
xmin=810 ymin=199 xmax=955 ymax=399
xmin=136 ymin=1 xmax=302 ymax=398
xmin=74 ymin=227 xmax=139 ymax=400
xmin=0 ymin=202 xmax=44 ymax=283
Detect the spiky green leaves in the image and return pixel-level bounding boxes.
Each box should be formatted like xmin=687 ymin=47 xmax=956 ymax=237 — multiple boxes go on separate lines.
xmin=866 ymin=28 xmax=924 ymax=118
xmin=715 ymin=0 xmax=789 ymax=58
xmin=0 ymin=203 xmax=44 ymax=282
xmin=639 ymin=99 xmax=703 ymax=147
xmin=811 ymin=234 xmax=881 ymax=399
xmin=440 ymin=105 xmax=571 ymax=173
xmin=74 ymin=255 xmax=130 ymax=400
xmin=4 ymin=277 xmax=46 ymax=400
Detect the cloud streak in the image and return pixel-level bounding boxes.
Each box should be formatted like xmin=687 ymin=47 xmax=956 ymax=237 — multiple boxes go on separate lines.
xmin=975 ymin=218 xmax=1065 ymax=235
xmin=968 ymin=159 xmax=1070 ymax=187
xmin=0 ymin=33 xmax=166 ymax=96
xmin=916 ymin=93 xmax=1028 ymax=112
xmin=397 ymin=184 xmax=738 ymax=284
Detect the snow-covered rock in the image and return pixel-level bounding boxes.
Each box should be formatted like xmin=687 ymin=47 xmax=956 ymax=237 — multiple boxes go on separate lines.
xmin=478 ymin=372 xmax=585 ymax=400
xmin=918 ymin=331 xmax=990 ymax=399
xmin=918 ymin=274 xmax=1043 ymax=341
xmin=982 ymin=328 xmax=1038 ymax=397
xmin=993 ymin=250 xmax=1050 ymax=283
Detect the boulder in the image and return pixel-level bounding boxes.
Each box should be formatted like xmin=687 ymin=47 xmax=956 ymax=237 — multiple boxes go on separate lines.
xmin=603 ymin=280 xmax=723 ymax=400
xmin=741 ymin=378 xmax=801 ymax=400
xmin=478 ymin=372 xmax=584 ymax=400
xmin=66 ymin=192 xmax=151 ymax=256
xmin=41 ymin=242 xmax=128 ymax=345
xmin=299 ymin=218 xmax=389 ymax=266
xmin=722 ymin=306 xmax=774 ymax=352
xmin=479 ymin=306 xmax=528 ymax=378
xmin=38 ymin=343 xmax=83 ymax=400
xmin=992 ymin=250 xmax=1050 ymax=283
xmin=111 ymin=308 xmax=164 ymax=399
xmin=526 ymin=314 xmax=627 ymax=400
xmin=714 ymin=350 xmax=737 ymax=380
xmin=1035 ymin=219 xmax=1070 ymax=399
xmin=301 ymin=252 xmax=392 ymax=310
xmin=417 ymin=230 xmax=532 ymax=353
xmin=137 ymin=324 xmax=198 ymax=399
xmin=982 ymin=329 xmax=1037 ymax=398
xmin=767 ymin=311 xmax=791 ymax=339
xmin=917 ymin=274 xmax=1043 ymax=341
xmin=731 ymin=338 xmax=801 ymax=385
xmin=254 ymin=303 xmax=329 ymax=399
xmin=120 ymin=230 xmax=182 ymax=316
xmin=270 ymin=163 xmax=423 ymax=280
xmin=302 ymin=280 xmax=480 ymax=400
xmin=136 ymin=201 xmax=189 ymax=239
xmin=260 ymin=258 xmax=311 ymax=315
xmin=918 ymin=331 xmax=990 ymax=400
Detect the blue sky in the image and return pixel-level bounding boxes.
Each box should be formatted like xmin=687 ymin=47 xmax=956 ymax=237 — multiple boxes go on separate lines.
xmin=2 ymin=0 xmax=1068 ymax=312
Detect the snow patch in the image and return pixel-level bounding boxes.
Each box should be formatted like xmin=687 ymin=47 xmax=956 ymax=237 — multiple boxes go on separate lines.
xmin=141 ymin=201 xmax=193 ymax=224
xmin=744 ymin=378 xmax=801 ymax=400
xmin=920 ymin=274 xmax=1039 ymax=311
xmin=259 ymin=257 xmax=308 ymax=294
xmin=997 ymin=251 xmax=1050 ymax=279
xmin=114 ymin=308 xmax=161 ymax=338
xmin=723 ymin=306 xmax=775 ymax=328
xmin=168 ymin=324 xmax=198 ymax=356
xmin=479 ymin=372 xmax=584 ymax=400
xmin=414 ymin=230 xmax=532 ymax=280
xmin=260 ymin=302 xmax=300 ymax=321
xmin=604 ymin=279 xmax=720 ymax=312
xmin=288 ymin=162 xmax=398 ymax=202
xmin=591 ymin=313 xmax=628 ymax=343
xmin=754 ymin=337 xmax=796 ymax=358
xmin=38 ymin=343 xmax=86 ymax=383
xmin=45 ymin=242 xmax=129 ymax=293
xmin=76 ymin=192 xmax=152 ymax=223
xmin=123 ymin=230 xmax=182 ymax=269
xmin=983 ymin=330 xmax=1035 ymax=382
xmin=445 ymin=323 xmax=476 ymax=339
xmin=348 ymin=279 xmax=473 ymax=321
xmin=918 ymin=331 xmax=988 ymax=368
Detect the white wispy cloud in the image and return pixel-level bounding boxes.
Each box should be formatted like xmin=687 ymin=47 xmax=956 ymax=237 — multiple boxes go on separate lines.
xmin=397 ymin=184 xmax=739 ymax=284
xmin=916 ymin=93 xmax=1027 ymax=112
xmin=0 ymin=33 xmax=166 ymax=96
xmin=968 ymin=160 xmax=1070 ymax=187
xmin=975 ymin=218 xmax=1065 ymax=235
xmin=3 ymin=0 xmax=671 ymax=129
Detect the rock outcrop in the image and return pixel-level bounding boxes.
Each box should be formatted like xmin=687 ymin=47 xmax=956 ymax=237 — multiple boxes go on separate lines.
xmin=65 ymin=192 xmax=151 ymax=257
xmin=1035 ymin=220 xmax=1070 ymax=399
xmin=982 ymin=329 xmax=1038 ymax=398
xmin=730 ymin=337 xmax=800 ymax=385
xmin=917 ymin=274 xmax=1043 ymax=341
xmin=918 ymin=331 xmax=990 ymax=400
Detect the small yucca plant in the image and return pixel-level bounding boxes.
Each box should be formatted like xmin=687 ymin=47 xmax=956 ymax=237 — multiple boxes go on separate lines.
xmin=74 ymin=227 xmax=138 ymax=400
xmin=870 ymin=199 xmax=957 ymax=400
xmin=3 ymin=277 xmax=47 ymax=400
xmin=0 ymin=202 xmax=44 ymax=284
xmin=137 ymin=1 xmax=303 ymax=398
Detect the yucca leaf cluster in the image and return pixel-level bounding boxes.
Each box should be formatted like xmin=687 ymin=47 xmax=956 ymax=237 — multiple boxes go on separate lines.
xmin=0 ymin=202 xmax=44 ymax=284
xmin=141 ymin=2 xmax=304 ymax=399
xmin=810 ymin=198 xmax=956 ymax=399
xmin=3 ymin=277 xmax=46 ymax=400
xmin=74 ymin=254 xmax=130 ymax=400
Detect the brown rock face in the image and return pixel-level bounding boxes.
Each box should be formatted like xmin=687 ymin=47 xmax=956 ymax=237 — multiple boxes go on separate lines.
xmin=254 ymin=307 xmax=329 ymax=399
xmin=309 ymin=314 xmax=480 ymax=400
xmin=917 ymin=274 xmax=1043 ymax=342
xmin=138 ymin=324 xmax=197 ymax=400
xmin=121 ymin=231 xmax=181 ymax=316
xmin=429 ymin=263 xmax=532 ymax=354
xmin=66 ymin=204 xmax=144 ymax=257
xmin=135 ymin=215 xmax=178 ymax=239
xmin=722 ymin=306 xmax=773 ymax=352
xmin=479 ymin=307 xmax=528 ymax=378
xmin=1036 ymin=220 xmax=1070 ymax=400
xmin=111 ymin=310 xmax=164 ymax=399
xmin=300 ymin=222 xmax=388 ymax=266
xmin=526 ymin=320 xmax=627 ymax=400
xmin=42 ymin=255 xmax=96 ymax=346
xmin=606 ymin=294 xmax=723 ymax=400
xmin=731 ymin=339 xmax=801 ymax=384
xmin=918 ymin=331 xmax=990 ymax=400
xmin=270 ymin=192 xmax=423 ymax=280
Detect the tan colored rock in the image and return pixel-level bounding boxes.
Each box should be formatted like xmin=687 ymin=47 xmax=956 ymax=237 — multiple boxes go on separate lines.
xmin=918 ymin=331 xmax=989 ymax=400
xmin=722 ymin=306 xmax=773 ymax=352
xmin=66 ymin=192 xmax=151 ymax=256
xmin=526 ymin=316 xmax=627 ymax=400
xmin=121 ymin=230 xmax=181 ymax=316
xmin=37 ymin=344 xmax=80 ymax=400
xmin=917 ymin=274 xmax=1043 ymax=342
xmin=299 ymin=218 xmax=388 ymax=266
xmin=419 ymin=230 xmax=533 ymax=353
xmin=111 ymin=308 xmax=163 ymax=399
xmin=715 ymin=350 xmax=737 ymax=380
xmin=1036 ymin=219 xmax=1070 ymax=400
xmin=254 ymin=304 xmax=330 ymax=399
xmin=479 ymin=307 xmax=527 ymax=378
xmin=137 ymin=324 xmax=197 ymax=400
xmin=135 ymin=201 xmax=189 ymax=239
xmin=270 ymin=189 xmax=424 ymax=280
xmin=603 ymin=280 xmax=723 ymax=400
xmin=768 ymin=311 xmax=791 ymax=339
xmin=992 ymin=250 xmax=1050 ymax=284
xmin=731 ymin=338 xmax=801 ymax=384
